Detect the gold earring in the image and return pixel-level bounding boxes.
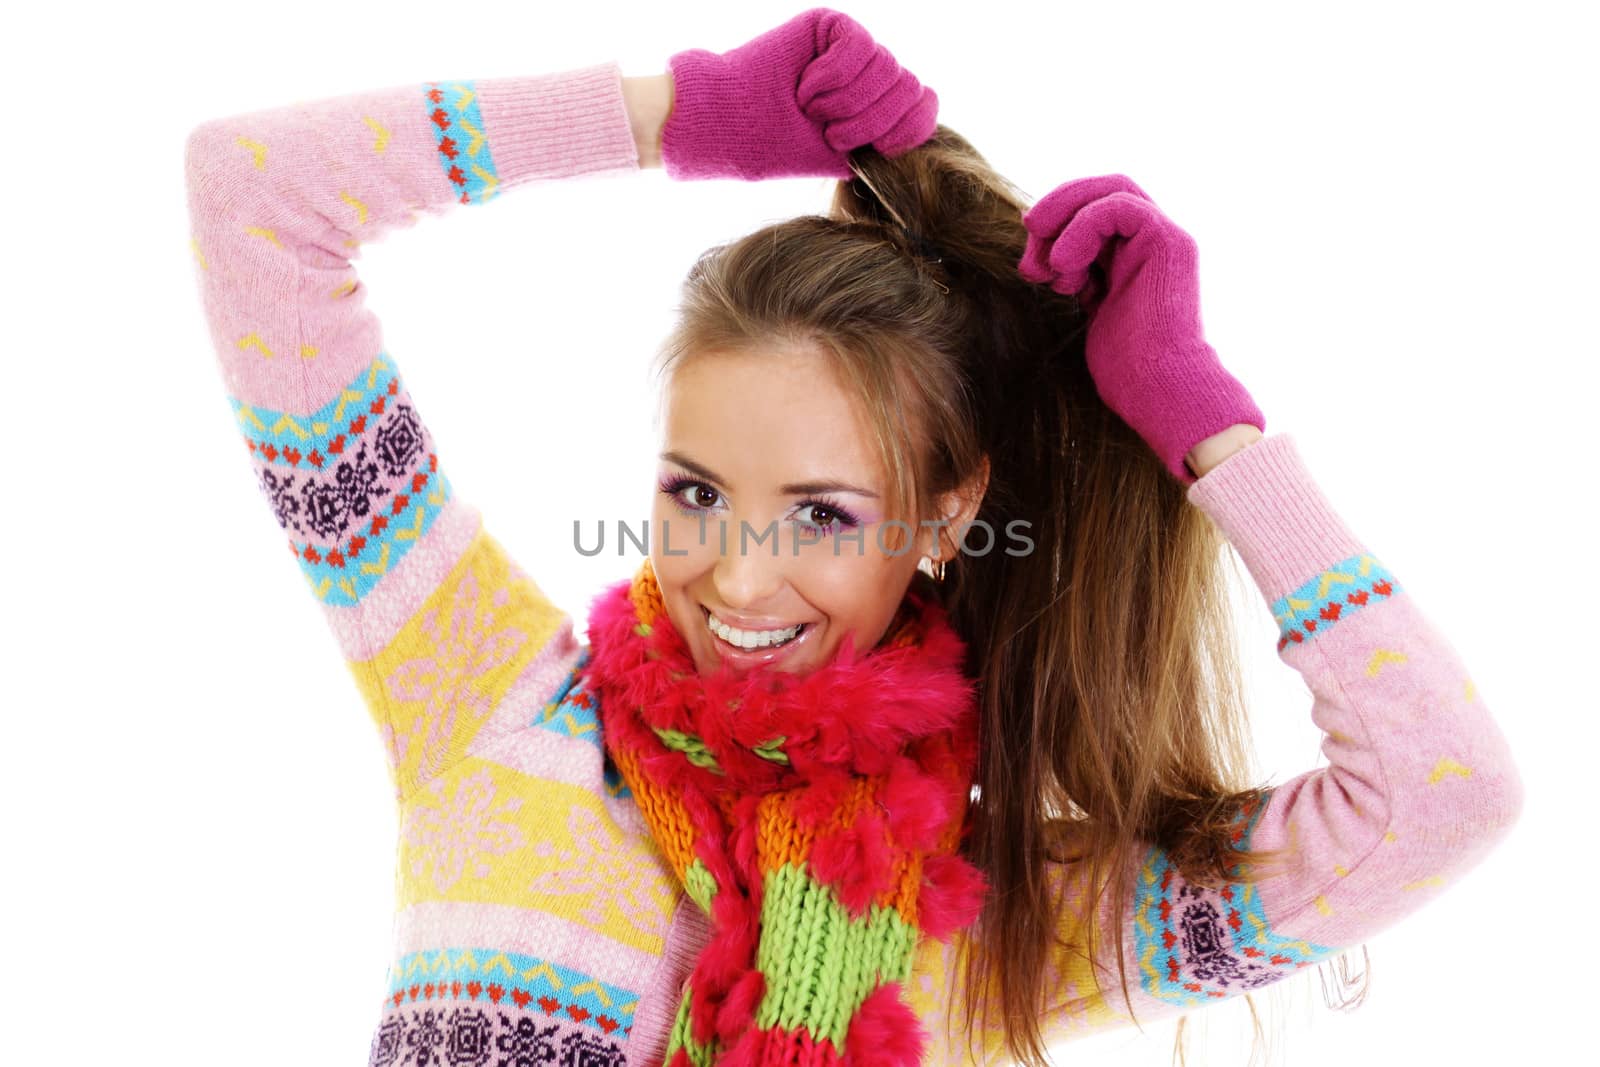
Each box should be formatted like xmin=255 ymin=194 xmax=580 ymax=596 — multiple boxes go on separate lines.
xmin=928 ymin=555 xmax=946 ymax=583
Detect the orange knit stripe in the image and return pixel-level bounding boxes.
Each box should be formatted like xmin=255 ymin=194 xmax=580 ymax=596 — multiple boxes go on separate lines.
xmin=610 ymin=743 xmax=699 ymax=880
xmin=630 ymin=557 xmax=665 ymax=629
xmin=752 ymin=778 xmax=924 ymax=925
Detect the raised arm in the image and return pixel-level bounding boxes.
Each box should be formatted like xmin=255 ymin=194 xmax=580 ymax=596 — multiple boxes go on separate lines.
xmin=906 ymin=435 xmax=1524 ymax=1061
xmin=1115 ymin=434 xmax=1522 ymax=1007
xmin=182 ymin=65 xmax=651 ymax=800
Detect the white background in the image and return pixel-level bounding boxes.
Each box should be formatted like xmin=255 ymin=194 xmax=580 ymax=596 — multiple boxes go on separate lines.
xmin=4 ymin=0 xmax=1592 ymax=1063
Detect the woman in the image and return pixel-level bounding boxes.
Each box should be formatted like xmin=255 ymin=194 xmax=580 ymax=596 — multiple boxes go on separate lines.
xmin=182 ymin=8 xmax=1523 ymax=1065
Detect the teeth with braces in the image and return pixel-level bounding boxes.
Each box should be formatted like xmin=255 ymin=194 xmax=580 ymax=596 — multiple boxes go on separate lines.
xmin=707 ymin=612 xmax=804 ymax=651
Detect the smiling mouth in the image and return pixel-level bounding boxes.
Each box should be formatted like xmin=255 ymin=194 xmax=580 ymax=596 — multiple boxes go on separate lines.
xmin=701 ymin=607 xmax=809 ymax=651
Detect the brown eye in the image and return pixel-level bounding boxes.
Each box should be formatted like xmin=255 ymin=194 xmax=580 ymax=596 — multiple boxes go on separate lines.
xmin=694 ymin=486 xmax=718 ymax=508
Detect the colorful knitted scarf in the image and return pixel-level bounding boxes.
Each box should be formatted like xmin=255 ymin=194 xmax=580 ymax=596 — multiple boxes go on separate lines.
xmin=583 ymin=560 xmax=989 ymax=1067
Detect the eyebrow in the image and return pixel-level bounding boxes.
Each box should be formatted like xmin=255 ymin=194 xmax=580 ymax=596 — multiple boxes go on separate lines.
xmin=660 ymin=450 xmax=880 ymax=499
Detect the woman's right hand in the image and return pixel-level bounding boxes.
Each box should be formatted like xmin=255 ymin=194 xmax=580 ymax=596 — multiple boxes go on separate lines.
xmin=660 ymin=7 xmax=938 ymax=181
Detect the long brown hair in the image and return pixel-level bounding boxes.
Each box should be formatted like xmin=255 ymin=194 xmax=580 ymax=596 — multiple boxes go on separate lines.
xmin=655 ymin=127 xmax=1369 ymax=1065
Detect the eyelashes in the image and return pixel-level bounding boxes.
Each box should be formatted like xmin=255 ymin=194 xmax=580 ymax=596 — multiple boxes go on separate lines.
xmin=656 ymin=475 xmax=862 ymax=537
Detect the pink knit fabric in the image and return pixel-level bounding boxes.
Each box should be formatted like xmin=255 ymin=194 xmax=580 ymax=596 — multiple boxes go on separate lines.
xmin=1018 ymin=173 xmax=1267 ymax=485
xmin=661 ymin=7 xmax=939 ymax=181
xmin=183 ymin=62 xmax=1523 ymax=1065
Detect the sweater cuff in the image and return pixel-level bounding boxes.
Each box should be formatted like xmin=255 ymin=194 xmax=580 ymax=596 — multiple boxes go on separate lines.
xmin=473 ymin=62 xmax=640 ymax=186
xmin=1184 ymin=432 xmax=1366 ymax=603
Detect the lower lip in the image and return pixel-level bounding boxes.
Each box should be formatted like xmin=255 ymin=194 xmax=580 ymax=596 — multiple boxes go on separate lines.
xmin=701 ymin=607 xmax=817 ymax=670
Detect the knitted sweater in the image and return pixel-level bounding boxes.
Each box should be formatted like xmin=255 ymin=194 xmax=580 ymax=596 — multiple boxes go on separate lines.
xmin=182 ymin=62 xmax=1525 ymax=1066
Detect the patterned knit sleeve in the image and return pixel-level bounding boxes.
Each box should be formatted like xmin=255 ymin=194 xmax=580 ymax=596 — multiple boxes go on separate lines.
xmin=182 ymin=65 xmax=640 ymax=801
xmin=907 ymin=432 xmax=1527 ymax=1063
xmin=1062 ymin=431 xmax=1524 ymax=1039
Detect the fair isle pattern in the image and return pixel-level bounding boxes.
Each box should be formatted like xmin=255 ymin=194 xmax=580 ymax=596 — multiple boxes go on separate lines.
xmin=424 ymin=81 xmax=503 ymax=205
xmin=233 ymin=353 xmax=452 ymax=608
xmin=183 ymin=63 xmax=1523 ymax=1063
xmin=534 ymin=653 xmax=634 ymax=799
xmin=535 ymin=653 xmax=601 ymax=746
xmin=1270 ymin=553 xmax=1399 ymax=651
xmin=382 ymin=947 xmax=639 ymax=1040
xmin=1133 ymin=788 xmax=1340 ymax=1007
xmin=369 ymin=1002 xmax=625 ymax=1067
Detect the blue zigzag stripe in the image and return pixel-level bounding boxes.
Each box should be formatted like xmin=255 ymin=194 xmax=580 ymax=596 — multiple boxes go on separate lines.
xmin=423 ymin=79 xmax=502 ymax=205
xmin=231 ymin=353 xmax=403 ymax=456
xmin=533 ymin=653 xmax=632 ymax=799
xmin=385 ymin=946 xmax=639 ymax=1034
xmin=231 ymin=352 xmax=453 ymax=609
xmin=1270 ymin=553 xmax=1401 ymax=648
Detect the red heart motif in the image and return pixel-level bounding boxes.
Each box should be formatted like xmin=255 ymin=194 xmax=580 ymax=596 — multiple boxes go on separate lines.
xmin=283 ymin=447 xmax=302 ymax=466
xmin=1161 ymin=930 xmax=1176 ymax=948
xmin=350 ymin=415 xmax=367 ymax=433
xmin=466 ymin=982 xmax=482 ymax=999
xmin=262 ymin=444 xmax=279 ymax=462
xmin=538 ymin=996 xmax=559 ymax=1015
xmin=1270 ymin=954 xmax=1290 ymax=965
xmin=392 ymin=991 xmax=404 ymax=1006
xmin=370 ymin=396 xmax=387 ymax=416
xmin=1319 ymin=602 xmax=1342 ymax=621
xmin=412 ymin=472 xmax=428 ymax=492
xmin=488 ymin=984 xmax=504 ymax=1003
xmin=1348 ymin=590 xmax=1369 ymax=605
xmin=1243 ymin=947 xmax=1263 ymax=958
xmin=408 ymin=985 xmax=420 ymax=1001
xmin=567 ymin=1005 xmax=590 ymax=1023
xmin=329 ymin=434 xmax=346 ymax=454
xmin=390 ymin=494 xmax=410 ymax=514
xmin=308 ymin=450 xmax=325 ymax=469
xmin=1287 ymin=631 xmax=1304 ymax=643
xmin=1372 ymin=580 xmax=1392 ymax=596
xmin=423 ymin=983 xmax=435 ymax=999
xmin=1183 ymin=982 xmax=1201 ymax=992
xmin=512 ymin=989 xmax=532 ymax=1009
xmin=598 ymin=1016 xmax=619 ymax=1034
xmin=451 ymin=982 xmax=461 ymax=998
xmin=1303 ymin=619 xmax=1317 ymax=632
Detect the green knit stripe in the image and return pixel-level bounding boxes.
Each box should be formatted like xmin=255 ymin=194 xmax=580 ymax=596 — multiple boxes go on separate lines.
xmin=751 ymin=735 xmax=790 ymax=764
xmin=652 ymin=726 xmax=725 ymax=775
xmin=684 ymin=857 xmax=718 ymax=913
xmin=753 ymin=862 xmax=919 ymax=1050
xmin=664 ymin=983 xmax=718 ymax=1067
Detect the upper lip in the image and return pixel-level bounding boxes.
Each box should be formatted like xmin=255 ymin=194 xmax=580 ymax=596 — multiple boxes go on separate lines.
xmin=702 ymin=606 xmax=806 ymax=631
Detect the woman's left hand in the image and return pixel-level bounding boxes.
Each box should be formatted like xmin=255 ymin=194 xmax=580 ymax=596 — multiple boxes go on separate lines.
xmin=1017 ymin=174 xmax=1265 ymax=484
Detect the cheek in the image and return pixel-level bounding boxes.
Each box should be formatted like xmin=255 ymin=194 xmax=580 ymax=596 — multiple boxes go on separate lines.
xmin=796 ymin=540 xmax=911 ymax=625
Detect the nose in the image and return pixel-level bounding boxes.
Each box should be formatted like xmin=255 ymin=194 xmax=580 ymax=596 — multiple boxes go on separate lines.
xmin=711 ymin=517 xmax=788 ymax=610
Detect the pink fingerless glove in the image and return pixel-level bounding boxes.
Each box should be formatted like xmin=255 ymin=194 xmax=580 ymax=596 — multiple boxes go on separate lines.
xmin=661 ymin=7 xmax=939 ymax=181
xmin=1018 ymin=174 xmax=1266 ymax=484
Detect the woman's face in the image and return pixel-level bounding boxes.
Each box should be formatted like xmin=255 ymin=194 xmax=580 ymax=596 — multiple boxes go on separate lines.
xmin=650 ymin=340 xmax=972 ymax=678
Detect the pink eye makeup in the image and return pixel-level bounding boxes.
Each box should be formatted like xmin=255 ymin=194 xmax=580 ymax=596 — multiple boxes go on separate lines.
xmin=656 ymin=473 xmax=863 ymax=537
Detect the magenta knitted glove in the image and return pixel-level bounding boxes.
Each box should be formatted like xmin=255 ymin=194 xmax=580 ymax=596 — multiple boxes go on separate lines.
xmin=1017 ymin=174 xmax=1266 ymax=484
xmin=661 ymin=7 xmax=938 ymax=181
